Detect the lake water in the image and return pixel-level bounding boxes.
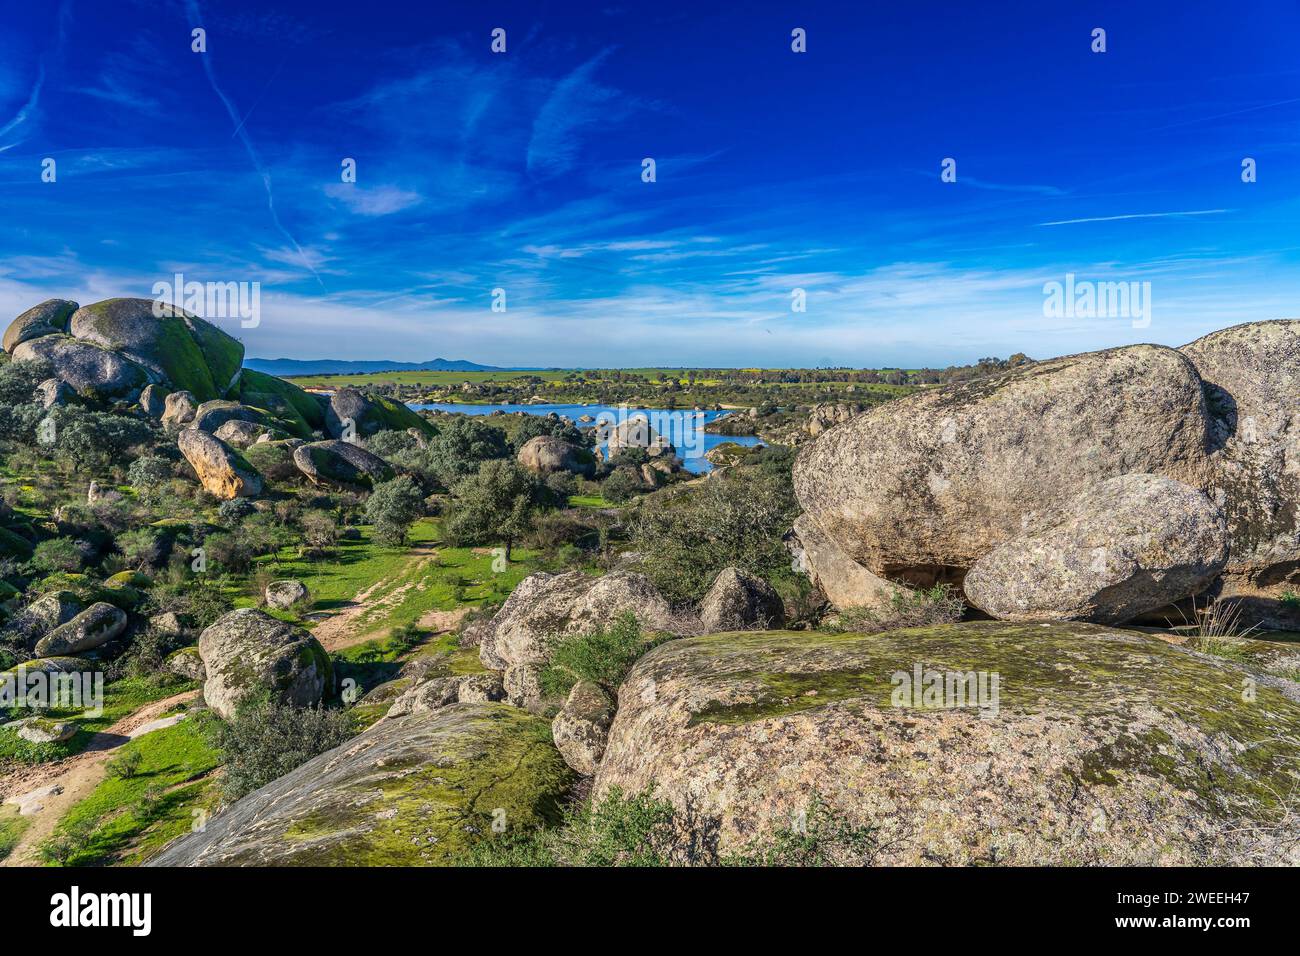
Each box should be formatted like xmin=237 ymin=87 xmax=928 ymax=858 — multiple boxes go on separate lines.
xmin=408 ymin=402 xmax=763 ymax=474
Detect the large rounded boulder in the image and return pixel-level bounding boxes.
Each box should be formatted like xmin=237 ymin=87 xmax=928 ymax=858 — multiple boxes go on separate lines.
xmin=3 ymin=298 xmax=78 ymax=353
xmin=595 ymin=622 xmax=1300 ymax=865
xmin=177 ymin=428 xmax=262 ymax=500
xmin=324 ymin=387 xmax=434 ymax=440
xmin=481 ymin=570 xmax=685 ymax=673
xmin=785 ymin=513 xmax=899 ymax=610
xmin=517 ymin=436 xmax=593 ymax=475
xmin=146 ymin=703 xmax=573 ymax=866
xmin=292 ymin=440 xmax=395 ymax=490
xmin=237 ymin=368 xmax=325 ymax=437
xmin=33 ymin=602 xmax=128 ymax=657
xmin=11 ymin=335 xmax=150 ymax=400
xmin=697 ymin=567 xmax=784 ymax=632
xmin=1180 ymin=320 xmax=1300 ymax=599
xmin=793 ymin=345 xmax=1212 ymax=583
xmin=196 ymin=608 xmax=331 ymax=720
xmin=964 ymin=474 xmax=1229 ymax=623
xmin=68 ymin=298 xmax=243 ymax=401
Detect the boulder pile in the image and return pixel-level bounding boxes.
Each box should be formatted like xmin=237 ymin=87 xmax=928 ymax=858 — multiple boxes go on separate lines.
xmin=791 ymin=322 xmax=1300 ymax=626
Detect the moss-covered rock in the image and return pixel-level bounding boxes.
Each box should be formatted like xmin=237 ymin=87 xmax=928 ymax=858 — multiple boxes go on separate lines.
xmin=104 ymin=570 xmax=152 ymax=589
xmin=146 ymin=703 xmax=575 ymax=866
xmin=292 ymin=440 xmax=394 ymax=490
xmin=237 ymin=368 xmax=325 ymax=436
xmin=34 ymin=602 xmax=128 ymax=656
xmin=177 ymin=428 xmax=262 ymax=500
xmin=165 ymin=645 xmax=206 ymax=681
xmin=10 ymin=334 xmax=150 ymax=400
xmin=0 ymin=526 xmax=34 ymax=560
xmin=3 ymin=298 xmax=77 ymax=353
xmin=68 ymin=298 xmax=243 ymax=402
xmin=197 ymin=608 xmax=331 ymax=720
xmin=595 ymin=621 xmax=1300 ymax=865
xmin=325 ymin=387 xmax=435 ymax=440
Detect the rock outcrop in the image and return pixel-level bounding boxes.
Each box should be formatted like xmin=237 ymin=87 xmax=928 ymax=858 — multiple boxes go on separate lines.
xmin=11 ymin=335 xmax=150 ymax=400
xmin=2 ymin=298 xmax=77 ymax=353
xmin=33 ymin=602 xmax=127 ymax=657
xmin=264 ymin=580 xmax=309 ymax=610
xmin=786 ymin=513 xmax=899 ymax=610
xmin=1180 ymin=320 xmax=1300 ymax=603
xmin=138 ymin=383 xmax=168 ymax=418
xmin=595 ymin=622 xmax=1300 ymax=865
xmin=197 ymin=608 xmax=331 ymax=720
xmin=214 ymin=419 xmax=273 ymax=449
xmin=34 ymin=378 xmax=73 ymax=409
xmin=551 ymin=680 xmax=616 ymax=776
xmin=479 ymin=570 xmax=688 ymax=676
xmin=191 ymin=399 xmax=268 ymax=435
xmin=598 ymin=415 xmax=676 ymax=458
xmin=793 ymin=345 xmax=1212 ymax=585
xmin=806 ymin=402 xmax=861 ymax=438
xmin=292 ymin=440 xmax=395 ymax=490
xmin=964 ymin=474 xmax=1230 ymax=623
xmin=67 ymin=298 xmax=243 ymax=401
xmin=385 ymin=673 xmax=506 ymax=717
xmin=161 ymin=389 xmax=198 ymax=428
xmin=166 ymin=646 xmax=206 ymax=681
xmin=698 ymin=567 xmax=784 ymax=631
xmin=324 ymin=387 xmax=434 ymax=440
xmin=147 ymin=704 xmax=574 ymax=866
xmin=517 ymin=436 xmax=593 ymax=475
xmin=177 ymin=428 xmax=262 ymax=500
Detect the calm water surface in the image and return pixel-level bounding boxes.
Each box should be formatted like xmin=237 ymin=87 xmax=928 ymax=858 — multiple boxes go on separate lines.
xmin=409 ymin=402 xmax=763 ymax=474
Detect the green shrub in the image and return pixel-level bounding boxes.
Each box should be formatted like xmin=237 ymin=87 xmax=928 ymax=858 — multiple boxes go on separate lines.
xmin=28 ymin=537 xmax=85 ymax=574
xmin=208 ymin=700 xmax=356 ymax=801
xmin=365 ymin=475 xmax=425 ymax=546
xmin=469 ymin=786 xmax=677 ymax=867
xmin=822 ymin=585 xmax=964 ymax=634
xmin=600 ymin=467 xmax=643 ymax=504
xmin=539 ymin=611 xmax=666 ymax=698
xmin=105 ymin=750 xmax=144 ymax=780
xmin=469 ymin=787 xmax=882 ymax=867
xmin=38 ymin=817 xmax=97 ymax=866
xmin=631 ymin=470 xmax=798 ymax=603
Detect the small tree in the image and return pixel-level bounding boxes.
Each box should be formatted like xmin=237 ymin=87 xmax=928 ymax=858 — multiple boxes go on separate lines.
xmin=127 ymin=455 xmax=172 ymax=500
xmin=365 ymin=475 xmax=425 ymax=546
xmin=301 ymin=510 xmax=338 ymax=554
xmin=424 ymin=417 xmax=510 ymax=489
xmin=443 ymin=459 xmax=541 ymax=561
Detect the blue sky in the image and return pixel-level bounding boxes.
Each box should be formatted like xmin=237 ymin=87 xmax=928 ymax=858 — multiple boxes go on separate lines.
xmin=1 ymin=0 xmax=1297 ymax=368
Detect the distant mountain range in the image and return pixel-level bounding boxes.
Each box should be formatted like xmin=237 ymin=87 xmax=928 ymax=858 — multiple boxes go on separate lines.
xmin=242 ymin=357 xmax=512 ymax=376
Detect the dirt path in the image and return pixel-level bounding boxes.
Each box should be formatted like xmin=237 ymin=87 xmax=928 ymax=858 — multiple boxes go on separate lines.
xmin=0 ymin=689 xmax=198 ymax=867
xmin=312 ymin=541 xmax=463 ymax=652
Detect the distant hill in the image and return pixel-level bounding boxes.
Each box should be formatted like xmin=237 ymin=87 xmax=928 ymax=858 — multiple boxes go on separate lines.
xmin=242 ymin=357 xmax=510 ymax=376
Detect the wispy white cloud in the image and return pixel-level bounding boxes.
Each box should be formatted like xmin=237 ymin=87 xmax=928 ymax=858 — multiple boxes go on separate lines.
xmin=526 ymin=49 xmax=624 ymax=179
xmin=184 ymin=0 xmax=323 ymax=289
xmin=0 ymin=63 xmax=44 ymax=146
xmin=323 ymin=183 xmax=423 ymax=217
xmin=1039 ymin=209 xmax=1231 ymax=227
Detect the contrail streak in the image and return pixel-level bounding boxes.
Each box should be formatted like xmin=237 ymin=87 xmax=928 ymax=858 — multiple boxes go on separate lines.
xmin=185 ymin=0 xmax=324 ymax=289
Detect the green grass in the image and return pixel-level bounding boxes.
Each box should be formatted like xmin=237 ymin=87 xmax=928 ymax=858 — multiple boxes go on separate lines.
xmin=43 ymin=715 xmax=221 ymax=866
xmin=0 ymin=804 xmax=31 ymax=862
xmin=567 ymin=494 xmax=611 ymax=508
xmin=287 ymin=369 xmax=575 ymax=388
xmin=0 ymin=675 xmax=199 ymax=766
xmin=238 ymin=519 xmax=543 ymax=642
